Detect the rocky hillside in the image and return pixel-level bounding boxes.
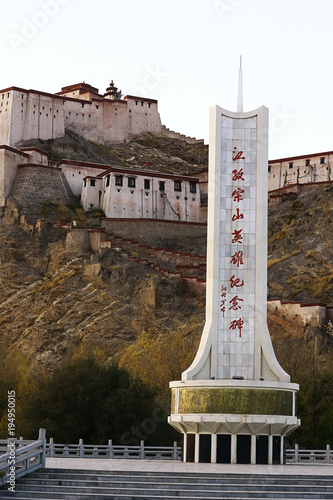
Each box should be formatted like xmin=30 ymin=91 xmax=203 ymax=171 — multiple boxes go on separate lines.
xmin=268 ymin=183 xmax=333 ymax=304
xmin=2 ymin=130 xmax=333 ymax=373
xmin=0 ymin=214 xmax=205 ymax=373
xmin=19 ymin=130 xmax=208 ymax=175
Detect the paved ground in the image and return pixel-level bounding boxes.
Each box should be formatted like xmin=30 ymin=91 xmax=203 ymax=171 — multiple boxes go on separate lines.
xmin=46 ymin=458 xmax=333 ymax=476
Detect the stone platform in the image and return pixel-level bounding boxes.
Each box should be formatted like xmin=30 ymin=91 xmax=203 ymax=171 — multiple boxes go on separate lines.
xmin=1 ymin=459 xmax=332 ymax=499
xmin=46 ymin=457 xmax=333 ymax=475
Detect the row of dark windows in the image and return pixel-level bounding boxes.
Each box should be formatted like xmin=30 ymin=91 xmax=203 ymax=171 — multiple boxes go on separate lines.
xmin=268 ymin=157 xmax=326 ymax=172
xmin=87 ymin=176 xmax=197 ymax=193
xmin=135 ymin=101 xmax=152 ymax=108
xmin=109 ymin=175 xmax=197 ymax=193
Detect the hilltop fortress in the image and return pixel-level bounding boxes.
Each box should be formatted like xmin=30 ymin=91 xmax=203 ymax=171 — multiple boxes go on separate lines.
xmin=0 ymin=80 xmax=164 ymax=146
xmin=0 ymin=79 xmax=333 ymax=224
xmin=0 ymin=80 xmax=205 ymax=222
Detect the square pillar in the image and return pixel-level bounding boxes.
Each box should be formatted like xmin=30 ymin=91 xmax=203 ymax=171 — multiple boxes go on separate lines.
xmin=183 ymin=433 xmax=187 ymax=462
xmin=194 ymin=433 xmax=200 ymax=463
xmin=268 ymin=435 xmax=273 ymax=465
xmin=280 ymin=436 xmax=284 ymax=465
xmin=251 ymin=434 xmax=256 ymax=464
xmin=231 ymin=434 xmax=237 ymax=464
xmin=211 ymin=434 xmax=217 ymax=463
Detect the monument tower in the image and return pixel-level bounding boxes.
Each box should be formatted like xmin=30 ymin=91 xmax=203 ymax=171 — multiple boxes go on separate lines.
xmin=169 ymin=60 xmax=300 ymax=464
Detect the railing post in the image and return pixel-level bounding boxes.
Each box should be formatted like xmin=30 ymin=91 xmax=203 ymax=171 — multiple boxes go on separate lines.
xmin=140 ymin=440 xmax=145 ymax=459
xmin=18 ymin=437 xmax=24 ymax=448
xmin=108 ymin=439 xmax=113 ymax=458
xmin=294 ymin=443 xmax=299 ymax=463
xmin=173 ymin=441 xmax=178 ymax=460
xmin=49 ymin=437 xmax=54 ymax=457
xmin=79 ymin=438 xmax=84 ymax=458
xmin=38 ymin=428 xmax=46 ymax=468
xmin=326 ymin=444 xmax=330 ymax=463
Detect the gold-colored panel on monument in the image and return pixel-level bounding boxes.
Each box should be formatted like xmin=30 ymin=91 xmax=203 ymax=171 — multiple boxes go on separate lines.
xmin=171 ymin=388 xmax=176 ymax=414
xmin=177 ymin=388 xmax=293 ymax=416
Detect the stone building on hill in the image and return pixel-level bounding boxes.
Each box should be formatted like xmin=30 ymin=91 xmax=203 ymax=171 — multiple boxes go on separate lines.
xmin=0 ymin=144 xmax=201 ymax=222
xmin=0 ymin=81 xmax=162 ymax=147
xmin=268 ymin=151 xmax=332 ymax=190
xmin=1 ymin=79 xmax=333 ymax=222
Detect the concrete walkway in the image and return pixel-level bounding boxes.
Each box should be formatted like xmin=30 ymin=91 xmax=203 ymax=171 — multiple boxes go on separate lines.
xmin=46 ymin=457 xmax=333 ymax=476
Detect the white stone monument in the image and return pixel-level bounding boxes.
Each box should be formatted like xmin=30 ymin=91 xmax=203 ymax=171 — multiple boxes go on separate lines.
xmin=169 ymin=60 xmax=300 ymax=464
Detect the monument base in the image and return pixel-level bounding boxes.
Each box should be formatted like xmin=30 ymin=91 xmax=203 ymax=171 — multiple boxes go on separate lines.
xmin=168 ymin=380 xmax=300 ymax=464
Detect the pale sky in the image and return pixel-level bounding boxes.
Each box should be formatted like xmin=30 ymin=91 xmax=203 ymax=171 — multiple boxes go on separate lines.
xmin=1 ymin=0 xmax=332 ymax=159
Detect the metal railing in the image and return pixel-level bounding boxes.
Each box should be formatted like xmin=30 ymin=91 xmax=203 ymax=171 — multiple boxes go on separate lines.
xmin=46 ymin=438 xmax=182 ymax=460
xmin=0 ymin=429 xmax=46 ymax=488
xmin=286 ymin=444 xmax=333 ymax=463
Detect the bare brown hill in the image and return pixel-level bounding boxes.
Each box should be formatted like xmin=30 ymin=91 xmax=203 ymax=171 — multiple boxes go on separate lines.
xmin=2 ymin=129 xmax=333 ymax=373
xmin=19 ymin=130 xmax=208 ymax=175
xmin=268 ymin=183 xmax=333 ymax=304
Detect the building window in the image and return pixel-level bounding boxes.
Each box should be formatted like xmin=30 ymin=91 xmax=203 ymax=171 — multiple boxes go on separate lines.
xmin=306 ymin=159 xmax=310 ymax=166
xmin=174 ymin=180 xmax=182 ymax=192
xmin=144 ymin=179 xmax=150 ymax=190
xmin=289 ymin=162 xmax=293 ymax=169
xmin=106 ymin=175 xmax=110 ymax=187
xmin=320 ymin=157 xmax=325 ymax=164
xmin=268 ymin=165 xmax=271 ymax=173
xmin=189 ymin=181 xmax=197 ymax=194
xmin=115 ymin=175 xmax=123 ymax=186
xmin=90 ymin=179 xmax=96 ymax=187
xmin=84 ymin=180 xmax=86 ymax=187
xmin=159 ymin=181 xmax=165 ymax=192
xmin=128 ymin=177 xmax=136 ymax=188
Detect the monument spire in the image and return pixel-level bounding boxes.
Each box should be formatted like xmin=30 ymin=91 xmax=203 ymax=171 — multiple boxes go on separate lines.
xmin=237 ymin=55 xmax=243 ymax=113
xmin=169 ymin=66 xmax=300 ymax=465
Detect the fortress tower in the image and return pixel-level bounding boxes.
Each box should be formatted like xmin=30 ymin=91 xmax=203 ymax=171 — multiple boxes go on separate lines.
xmin=168 ymin=62 xmax=300 ymax=464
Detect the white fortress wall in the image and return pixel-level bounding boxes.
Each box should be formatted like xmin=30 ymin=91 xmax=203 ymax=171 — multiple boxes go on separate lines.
xmin=0 ymin=146 xmax=27 ymax=206
xmin=0 ymin=89 xmax=14 ymax=145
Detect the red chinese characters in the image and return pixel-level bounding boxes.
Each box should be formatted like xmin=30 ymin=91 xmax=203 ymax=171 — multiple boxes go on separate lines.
xmin=229 ymin=275 xmax=244 ymax=288
xmin=232 ymin=147 xmax=245 ymax=161
xmin=232 ymin=168 xmax=245 ymax=181
xmin=220 ymin=285 xmax=227 ymax=317
xmin=232 ymin=208 xmax=244 ymax=221
xmin=230 ymin=250 xmax=244 ymax=268
xmin=229 ymin=318 xmax=244 ymax=337
xmin=232 ymin=228 xmax=243 ymax=244
xmin=228 ymin=145 xmax=246 ymax=338
xmin=232 ymin=188 xmax=244 ymax=203
xmin=229 ymin=295 xmax=244 ymax=311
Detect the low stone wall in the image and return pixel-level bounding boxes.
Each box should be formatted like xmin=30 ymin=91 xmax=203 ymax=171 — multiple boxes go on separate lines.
xmin=160 ymin=125 xmax=205 ymax=145
xmin=9 ymin=164 xmax=70 ymax=217
xmin=267 ymin=298 xmax=327 ymax=327
xmin=268 ymin=181 xmax=333 ymax=206
xmin=101 ymin=218 xmax=207 ymax=252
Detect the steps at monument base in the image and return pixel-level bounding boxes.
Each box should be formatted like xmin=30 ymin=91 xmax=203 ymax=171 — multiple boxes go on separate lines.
xmin=1 ymin=469 xmax=333 ymax=499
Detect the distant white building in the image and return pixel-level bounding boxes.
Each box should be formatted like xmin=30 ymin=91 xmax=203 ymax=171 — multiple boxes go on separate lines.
xmin=81 ymin=165 xmax=200 ymax=223
xmin=268 ymin=151 xmax=332 ymax=191
xmin=0 ymin=145 xmax=201 ymax=223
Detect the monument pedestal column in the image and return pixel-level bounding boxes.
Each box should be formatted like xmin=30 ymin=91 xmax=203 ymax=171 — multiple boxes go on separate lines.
xmin=169 ymin=83 xmax=300 ymax=464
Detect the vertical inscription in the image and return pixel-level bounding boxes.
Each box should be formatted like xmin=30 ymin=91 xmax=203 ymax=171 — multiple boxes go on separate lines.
xmin=218 ymin=115 xmax=257 ymax=379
